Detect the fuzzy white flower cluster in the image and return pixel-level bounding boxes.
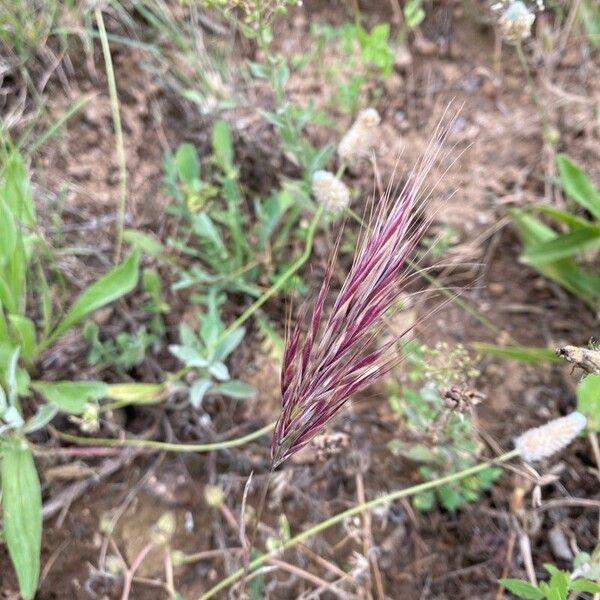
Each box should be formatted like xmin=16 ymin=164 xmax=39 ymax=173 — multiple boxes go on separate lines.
xmin=311 ymin=170 xmax=350 ymax=212
xmin=499 ymin=1 xmax=536 ymax=43
xmin=337 ymin=108 xmax=381 ymax=165
xmin=515 ymin=412 xmax=586 ymax=462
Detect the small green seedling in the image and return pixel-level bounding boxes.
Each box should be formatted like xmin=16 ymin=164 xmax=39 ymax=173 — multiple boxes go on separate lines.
xmin=500 ymin=563 xmax=600 ymax=599
xmin=168 ymin=290 xmax=254 ymax=408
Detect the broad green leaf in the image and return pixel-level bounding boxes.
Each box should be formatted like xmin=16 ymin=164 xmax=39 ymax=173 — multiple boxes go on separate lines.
xmin=548 ymin=568 xmax=569 ymax=600
xmin=8 ymin=315 xmax=36 ymax=364
xmin=438 ymin=486 xmax=462 ymax=511
xmin=547 ymin=589 xmax=562 ymax=600
xmin=557 ymin=154 xmax=600 ymax=220
xmin=212 ymin=120 xmax=235 ymax=177
xmin=23 ymin=404 xmax=59 ymax=433
xmin=214 ymin=380 xmax=255 ymax=399
xmin=32 ymin=380 xmax=107 ymax=414
xmin=213 ymin=328 xmax=245 ymax=362
xmin=577 ymin=373 xmax=600 ymax=431
xmin=498 ymin=579 xmax=544 ymax=599
xmin=189 ymin=378 xmax=212 ymax=408
xmin=175 ymin=143 xmax=199 ymax=185
xmin=48 ymin=250 xmax=140 ymax=345
xmin=570 ymin=579 xmax=600 ymax=593
xmin=473 ymin=343 xmax=560 ymax=364
xmin=1 ymin=438 xmax=42 ymax=599
xmin=523 ymin=227 xmax=600 ymax=264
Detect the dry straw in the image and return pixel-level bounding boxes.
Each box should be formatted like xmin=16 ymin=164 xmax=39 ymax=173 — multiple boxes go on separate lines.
xmin=514 ymin=412 xmax=587 ymax=461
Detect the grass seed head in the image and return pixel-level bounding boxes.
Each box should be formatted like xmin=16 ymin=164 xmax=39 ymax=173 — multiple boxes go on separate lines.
xmin=311 ymin=170 xmax=351 ymax=212
xmin=338 ymin=108 xmax=381 ymax=165
xmin=272 ymin=123 xmax=450 ymax=468
xmin=515 ymin=412 xmax=587 ymax=462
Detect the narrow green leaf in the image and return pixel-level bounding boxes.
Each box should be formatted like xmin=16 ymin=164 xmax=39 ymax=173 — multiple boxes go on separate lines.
xmin=189 ymin=378 xmax=212 ymax=408
xmin=6 ymin=346 xmax=20 ymax=408
xmin=23 ymin=404 xmax=59 ymax=434
xmin=32 ymin=380 xmax=107 ymax=414
xmin=498 ymin=579 xmax=544 ymax=599
xmin=8 ymin=315 xmax=36 ymax=364
xmin=523 ymin=227 xmax=600 ymax=264
xmin=214 ymin=380 xmax=255 ymax=399
xmin=213 ymin=328 xmax=245 ymax=362
xmin=47 ymin=251 xmax=139 ymax=346
xmin=192 ymin=213 xmax=228 ymax=259
xmin=1 ymin=438 xmax=42 ymax=600
xmin=557 ymin=154 xmax=600 ymax=220
xmin=570 ymin=579 xmax=600 ymax=593
xmin=209 ymin=362 xmax=229 ymax=381
xmin=528 ymin=203 xmax=592 ymax=230
xmin=513 ymin=210 xmax=600 ymax=308
xmin=473 ymin=343 xmax=560 ymax=364
xmin=122 ymin=230 xmax=165 ymax=258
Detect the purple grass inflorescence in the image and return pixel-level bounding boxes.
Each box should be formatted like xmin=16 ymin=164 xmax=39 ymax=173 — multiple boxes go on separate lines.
xmin=271 ymin=128 xmax=451 ymax=468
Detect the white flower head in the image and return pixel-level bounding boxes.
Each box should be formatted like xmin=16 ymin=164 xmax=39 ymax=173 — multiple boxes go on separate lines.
xmin=499 ymin=1 xmax=536 ymax=43
xmin=311 ymin=170 xmax=350 ymax=212
xmin=515 ymin=412 xmax=586 ymax=462
xmin=338 ymin=108 xmax=381 ymax=165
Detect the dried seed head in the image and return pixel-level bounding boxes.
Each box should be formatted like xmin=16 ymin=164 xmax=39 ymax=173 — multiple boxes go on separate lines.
xmin=338 ymin=108 xmax=381 ymax=165
xmin=311 ymin=170 xmax=350 ymax=212
xmin=515 ymin=412 xmax=586 ymax=462
xmin=272 ymin=118 xmax=452 ymax=468
xmin=499 ymin=1 xmax=535 ymax=43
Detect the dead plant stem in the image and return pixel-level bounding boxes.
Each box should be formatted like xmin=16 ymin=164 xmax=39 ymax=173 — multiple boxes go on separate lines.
xmin=95 ymin=7 xmax=127 ymax=263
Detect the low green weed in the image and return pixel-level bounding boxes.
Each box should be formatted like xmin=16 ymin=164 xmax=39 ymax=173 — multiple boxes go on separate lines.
xmin=388 ymin=342 xmax=502 ymax=512
xmin=0 ymin=141 xmax=140 ymax=598
xmin=512 ymin=154 xmax=600 ymax=311
xmin=168 ymin=290 xmax=254 ymax=408
xmin=164 ymin=120 xmax=307 ymax=301
xmin=310 ymin=22 xmax=395 ymax=114
xmin=500 ymin=561 xmax=600 ymax=599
